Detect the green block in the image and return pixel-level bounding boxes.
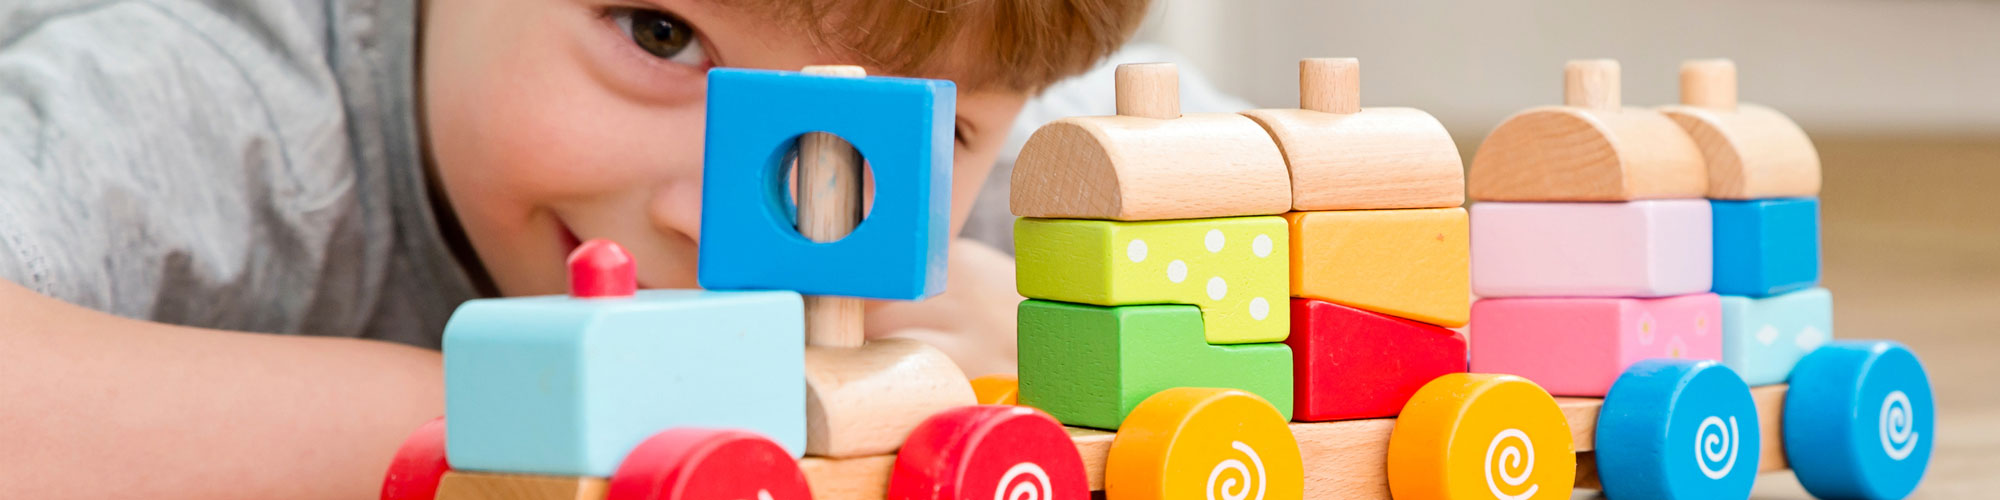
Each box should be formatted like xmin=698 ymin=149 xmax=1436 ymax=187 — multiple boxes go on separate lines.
xmin=1017 ymin=300 xmax=1294 ymax=430
xmin=1015 ymin=216 xmax=1289 ymax=344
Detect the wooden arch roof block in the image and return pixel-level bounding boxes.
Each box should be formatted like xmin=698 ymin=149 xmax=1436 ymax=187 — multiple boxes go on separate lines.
xmin=1659 ymin=59 xmax=1822 ymax=199
xmin=1010 ymin=63 xmax=1292 ymax=221
xmin=1469 ymin=60 xmax=1708 ymax=202
xmin=1241 ymin=58 xmax=1465 ymax=211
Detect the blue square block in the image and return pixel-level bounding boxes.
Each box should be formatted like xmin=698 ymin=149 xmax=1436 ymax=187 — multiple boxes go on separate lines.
xmin=443 ymin=290 xmax=805 ymax=477
xmin=699 ymin=68 xmax=955 ymax=300
xmin=1712 ymin=198 xmax=1820 ymax=297
xmin=1720 ymin=287 xmax=1833 ymax=386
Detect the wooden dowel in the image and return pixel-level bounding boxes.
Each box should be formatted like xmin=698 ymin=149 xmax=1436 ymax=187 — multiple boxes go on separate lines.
xmin=1115 ymin=63 xmax=1181 ymax=119
xmin=797 ymin=65 xmax=868 ymax=349
xmin=1564 ymin=59 xmax=1621 ymax=111
xmin=1681 ymin=59 xmax=1739 ymax=111
xmin=1300 ymin=58 xmax=1361 ymax=114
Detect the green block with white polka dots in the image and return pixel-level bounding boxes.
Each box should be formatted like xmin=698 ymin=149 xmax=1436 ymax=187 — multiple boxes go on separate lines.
xmin=1014 ymin=216 xmax=1290 ymax=344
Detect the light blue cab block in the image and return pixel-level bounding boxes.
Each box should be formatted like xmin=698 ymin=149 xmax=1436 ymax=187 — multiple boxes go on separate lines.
xmin=442 ymin=289 xmax=805 ymax=477
xmin=1785 ymin=341 xmax=1934 ymax=500
xmin=1721 ymin=287 xmax=1834 ymax=386
xmin=1598 ymin=359 xmax=1761 ymax=500
xmin=1712 ymin=198 xmax=1820 ymax=297
xmin=699 ymin=68 xmax=955 ymax=301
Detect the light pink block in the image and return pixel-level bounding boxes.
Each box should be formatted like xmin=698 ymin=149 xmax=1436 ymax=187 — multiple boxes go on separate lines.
xmin=1471 ymin=200 xmax=1711 ymax=297
xmin=1469 ymin=293 xmax=1722 ymax=397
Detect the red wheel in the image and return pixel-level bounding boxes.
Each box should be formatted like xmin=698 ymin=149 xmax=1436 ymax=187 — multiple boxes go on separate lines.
xmin=379 ymin=416 xmax=449 ymax=500
xmin=607 ymin=428 xmax=812 ymax=500
xmin=888 ymin=405 xmax=1088 ymax=500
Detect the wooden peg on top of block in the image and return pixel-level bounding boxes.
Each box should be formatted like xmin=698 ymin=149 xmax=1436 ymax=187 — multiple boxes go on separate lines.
xmin=1660 ymin=59 xmax=1821 ymax=200
xmin=1469 ymin=59 xmax=1707 ymax=202
xmin=1011 ymin=62 xmax=1292 ymax=221
xmin=793 ymin=64 xmax=871 ymax=350
xmin=702 ymin=65 xmax=976 ymax=458
xmin=1240 ymin=58 xmax=1464 ymax=211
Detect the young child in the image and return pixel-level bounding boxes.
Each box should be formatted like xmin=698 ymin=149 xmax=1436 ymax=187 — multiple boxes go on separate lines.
xmin=0 ymin=0 xmax=1151 ymax=497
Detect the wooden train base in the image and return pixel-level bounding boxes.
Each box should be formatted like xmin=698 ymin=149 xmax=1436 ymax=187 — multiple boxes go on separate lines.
xmin=788 ymin=385 xmax=1788 ymax=499
xmin=418 ymin=385 xmax=1787 ymax=500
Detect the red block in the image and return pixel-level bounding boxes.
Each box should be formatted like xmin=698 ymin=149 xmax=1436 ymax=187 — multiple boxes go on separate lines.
xmin=889 ymin=405 xmax=1089 ymax=500
xmin=606 ymin=428 xmax=812 ymax=500
xmin=1288 ymin=299 xmax=1468 ymax=421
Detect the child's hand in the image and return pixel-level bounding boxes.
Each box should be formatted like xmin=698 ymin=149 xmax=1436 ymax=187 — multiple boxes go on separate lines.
xmin=865 ymin=238 xmax=1020 ymax=377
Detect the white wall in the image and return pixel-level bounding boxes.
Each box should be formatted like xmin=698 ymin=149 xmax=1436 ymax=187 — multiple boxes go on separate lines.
xmin=1132 ymin=0 xmax=2000 ymax=137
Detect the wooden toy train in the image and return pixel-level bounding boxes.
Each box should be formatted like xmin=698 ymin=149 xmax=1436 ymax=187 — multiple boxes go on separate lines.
xmin=380 ymin=59 xmax=1936 ymax=500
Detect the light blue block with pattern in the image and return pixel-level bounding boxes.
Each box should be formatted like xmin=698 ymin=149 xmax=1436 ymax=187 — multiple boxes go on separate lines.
xmin=1598 ymin=359 xmax=1761 ymax=500
xmin=1720 ymin=287 xmax=1833 ymax=386
xmin=699 ymin=68 xmax=954 ymax=301
xmin=443 ymin=290 xmax=805 ymax=476
xmin=1785 ymin=341 xmax=1934 ymax=500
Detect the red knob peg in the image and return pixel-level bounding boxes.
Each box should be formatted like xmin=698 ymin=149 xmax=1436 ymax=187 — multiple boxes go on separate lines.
xmin=569 ymin=239 xmax=636 ymax=298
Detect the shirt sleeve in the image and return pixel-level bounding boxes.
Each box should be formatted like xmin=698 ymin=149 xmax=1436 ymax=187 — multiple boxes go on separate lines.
xmin=0 ymin=0 xmax=385 ymax=334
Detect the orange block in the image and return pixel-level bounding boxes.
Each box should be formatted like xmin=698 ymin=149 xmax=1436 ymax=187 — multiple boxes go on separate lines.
xmin=1105 ymin=388 xmax=1303 ymax=500
xmin=1387 ymin=374 xmax=1575 ymax=500
xmin=1286 ymin=208 xmax=1469 ymax=327
xmin=970 ymin=374 xmax=1019 ymax=405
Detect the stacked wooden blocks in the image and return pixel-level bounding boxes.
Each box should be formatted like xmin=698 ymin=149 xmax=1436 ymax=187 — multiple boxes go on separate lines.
xmin=1012 ymin=63 xmax=1296 ymax=430
xmin=1240 ymin=58 xmax=1471 ymax=422
xmin=1660 ymin=59 xmax=1832 ymax=387
xmin=1467 ymin=60 xmax=1723 ymax=397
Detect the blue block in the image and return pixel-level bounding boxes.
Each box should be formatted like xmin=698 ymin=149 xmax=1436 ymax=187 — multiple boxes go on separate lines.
xmin=443 ymin=290 xmax=806 ymax=476
xmin=1785 ymin=341 xmax=1934 ymax=500
xmin=699 ymin=68 xmax=955 ymax=300
xmin=1712 ymin=198 xmax=1820 ymax=297
xmin=1720 ymin=288 xmax=1834 ymax=386
xmin=1598 ymin=360 xmax=1762 ymax=500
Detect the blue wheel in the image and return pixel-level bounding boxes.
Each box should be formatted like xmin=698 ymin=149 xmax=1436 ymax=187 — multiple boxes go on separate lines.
xmin=1785 ymin=341 xmax=1934 ymax=500
xmin=1598 ymin=359 xmax=1760 ymax=500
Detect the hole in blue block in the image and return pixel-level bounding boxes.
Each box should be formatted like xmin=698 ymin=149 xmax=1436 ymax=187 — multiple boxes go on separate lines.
xmin=767 ymin=131 xmax=878 ymax=244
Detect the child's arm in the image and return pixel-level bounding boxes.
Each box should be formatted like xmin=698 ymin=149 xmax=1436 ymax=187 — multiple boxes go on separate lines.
xmin=0 ymin=279 xmax=442 ymax=500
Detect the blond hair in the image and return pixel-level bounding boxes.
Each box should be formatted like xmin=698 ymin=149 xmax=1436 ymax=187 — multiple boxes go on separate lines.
xmin=741 ymin=0 xmax=1154 ymax=92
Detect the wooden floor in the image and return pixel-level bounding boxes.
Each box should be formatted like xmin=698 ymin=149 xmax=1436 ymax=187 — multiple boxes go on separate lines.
xmin=1574 ymin=136 xmax=2000 ymax=499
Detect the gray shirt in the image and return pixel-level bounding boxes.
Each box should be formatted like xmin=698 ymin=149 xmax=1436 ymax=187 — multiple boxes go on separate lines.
xmin=0 ymin=0 xmax=476 ymax=346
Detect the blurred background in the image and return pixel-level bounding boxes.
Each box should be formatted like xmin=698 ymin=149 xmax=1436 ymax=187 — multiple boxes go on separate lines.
xmin=981 ymin=1 xmax=1997 ymax=498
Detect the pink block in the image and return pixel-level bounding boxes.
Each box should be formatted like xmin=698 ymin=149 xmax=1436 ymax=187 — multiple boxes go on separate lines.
xmin=1469 ymin=293 xmax=1723 ymax=397
xmin=1471 ymin=200 xmax=1711 ymax=297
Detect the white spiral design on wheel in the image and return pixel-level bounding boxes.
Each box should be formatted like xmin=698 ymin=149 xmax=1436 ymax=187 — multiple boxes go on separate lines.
xmin=1483 ymin=429 xmax=1538 ymax=500
xmin=1695 ymin=416 xmax=1740 ymax=480
xmin=1880 ymin=390 xmax=1919 ymax=461
xmin=738 ymin=490 xmax=772 ymax=500
xmin=993 ymin=462 xmax=1051 ymax=500
xmin=1205 ymin=441 xmax=1267 ymax=500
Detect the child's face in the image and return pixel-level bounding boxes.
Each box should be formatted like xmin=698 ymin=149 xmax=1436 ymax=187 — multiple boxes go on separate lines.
xmin=421 ymin=0 xmax=1029 ymax=295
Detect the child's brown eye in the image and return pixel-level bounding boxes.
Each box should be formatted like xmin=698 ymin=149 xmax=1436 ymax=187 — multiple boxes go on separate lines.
xmin=613 ymin=9 xmax=709 ymax=66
